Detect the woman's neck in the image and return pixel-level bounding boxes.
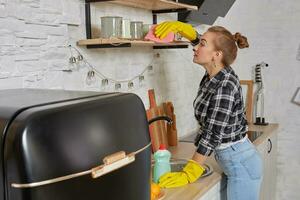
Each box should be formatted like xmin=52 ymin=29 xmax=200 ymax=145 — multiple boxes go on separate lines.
xmin=203 ymin=63 xmax=225 ymax=79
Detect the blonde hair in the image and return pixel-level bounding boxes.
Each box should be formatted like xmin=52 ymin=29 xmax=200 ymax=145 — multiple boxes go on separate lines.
xmin=207 ymin=26 xmax=249 ymax=66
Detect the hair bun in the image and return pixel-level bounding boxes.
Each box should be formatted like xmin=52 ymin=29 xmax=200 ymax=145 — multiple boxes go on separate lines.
xmin=233 ymin=32 xmax=249 ymax=49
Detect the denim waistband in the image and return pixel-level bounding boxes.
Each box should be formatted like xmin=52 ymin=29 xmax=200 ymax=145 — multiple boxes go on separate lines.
xmin=215 ymin=137 xmax=253 ymax=154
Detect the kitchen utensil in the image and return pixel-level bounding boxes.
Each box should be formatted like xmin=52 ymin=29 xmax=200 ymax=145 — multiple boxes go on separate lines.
xmin=130 ymin=21 xmax=143 ymax=39
xmin=101 ymin=16 xmax=123 ymax=38
xmin=254 ymin=62 xmax=269 ymax=125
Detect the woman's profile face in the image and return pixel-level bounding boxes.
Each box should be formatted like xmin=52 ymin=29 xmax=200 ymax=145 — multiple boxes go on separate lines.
xmin=193 ymin=31 xmax=218 ymax=65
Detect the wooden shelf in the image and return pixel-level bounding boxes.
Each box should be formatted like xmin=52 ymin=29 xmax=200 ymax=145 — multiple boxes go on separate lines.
xmin=82 ymin=0 xmax=197 ymax=49
xmin=87 ymin=0 xmax=198 ymax=11
xmin=77 ymin=38 xmax=190 ymax=49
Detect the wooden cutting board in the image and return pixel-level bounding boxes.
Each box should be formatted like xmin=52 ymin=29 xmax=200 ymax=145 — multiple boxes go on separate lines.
xmin=163 ymin=102 xmax=178 ymax=146
xmin=146 ymin=89 xmax=169 ymax=152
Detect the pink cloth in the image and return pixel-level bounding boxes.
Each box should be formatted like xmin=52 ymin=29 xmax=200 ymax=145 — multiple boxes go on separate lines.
xmin=144 ymin=25 xmax=175 ymax=43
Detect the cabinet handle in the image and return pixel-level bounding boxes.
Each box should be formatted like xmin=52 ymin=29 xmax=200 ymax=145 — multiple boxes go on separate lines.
xmin=267 ymin=138 xmax=272 ymax=154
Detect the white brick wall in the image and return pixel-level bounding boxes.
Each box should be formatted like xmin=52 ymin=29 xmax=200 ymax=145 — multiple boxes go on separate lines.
xmin=0 ymin=0 xmax=299 ymax=199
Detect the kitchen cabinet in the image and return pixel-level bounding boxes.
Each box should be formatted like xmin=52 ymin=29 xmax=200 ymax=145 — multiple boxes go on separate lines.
xmin=256 ymin=132 xmax=278 ymax=200
xmin=197 ymin=181 xmax=222 ymax=200
xmin=197 ymin=180 xmax=227 ymax=200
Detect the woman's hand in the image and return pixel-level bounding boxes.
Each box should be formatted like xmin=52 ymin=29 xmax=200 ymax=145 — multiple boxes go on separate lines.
xmin=158 ymin=159 xmax=205 ymax=188
xmin=154 ymin=21 xmax=197 ymax=41
xmin=192 ymin=151 xmax=208 ymax=166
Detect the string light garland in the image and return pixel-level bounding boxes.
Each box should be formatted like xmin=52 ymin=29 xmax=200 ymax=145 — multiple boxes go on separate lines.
xmin=2 ymin=43 xmax=194 ymax=92
xmin=67 ymin=45 xmax=157 ymax=91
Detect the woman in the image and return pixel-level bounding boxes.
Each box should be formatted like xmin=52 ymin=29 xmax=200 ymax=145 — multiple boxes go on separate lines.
xmin=155 ymin=21 xmax=263 ymax=200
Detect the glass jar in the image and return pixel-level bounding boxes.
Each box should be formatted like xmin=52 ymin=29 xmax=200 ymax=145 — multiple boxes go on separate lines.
xmin=142 ymin=24 xmax=153 ymax=37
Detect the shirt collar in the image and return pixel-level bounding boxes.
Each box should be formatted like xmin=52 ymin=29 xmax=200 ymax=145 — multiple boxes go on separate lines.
xmin=204 ymin=66 xmax=232 ymax=90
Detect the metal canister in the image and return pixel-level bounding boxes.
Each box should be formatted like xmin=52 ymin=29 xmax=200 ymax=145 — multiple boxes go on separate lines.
xmin=130 ymin=21 xmax=143 ymax=39
xmin=122 ymin=19 xmax=131 ymax=38
xmin=100 ymin=16 xmax=123 ymax=38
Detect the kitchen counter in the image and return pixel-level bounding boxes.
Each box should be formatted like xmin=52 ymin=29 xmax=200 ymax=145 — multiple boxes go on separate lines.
xmin=163 ymin=123 xmax=279 ymax=200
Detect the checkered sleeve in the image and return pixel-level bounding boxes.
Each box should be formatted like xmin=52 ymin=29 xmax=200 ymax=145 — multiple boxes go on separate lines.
xmin=195 ymin=85 xmax=236 ymax=156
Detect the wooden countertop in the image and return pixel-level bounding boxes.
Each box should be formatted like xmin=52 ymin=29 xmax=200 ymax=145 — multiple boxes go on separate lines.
xmin=248 ymin=123 xmax=279 ymax=146
xmin=162 ymin=123 xmax=279 ymax=200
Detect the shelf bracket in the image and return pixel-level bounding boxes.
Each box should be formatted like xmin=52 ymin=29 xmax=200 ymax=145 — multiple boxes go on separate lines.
xmin=153 ymin=14 xmax=157 ymax=24
xmin=152 ymin=8 xmax=188 ymax=14
xmin=153 ymin=45 xmax=188 ymax=49
xmin=85 ymin=1 xmax=92 ymax=39
xmin=86 ymin=43 xmax=132 ymax=49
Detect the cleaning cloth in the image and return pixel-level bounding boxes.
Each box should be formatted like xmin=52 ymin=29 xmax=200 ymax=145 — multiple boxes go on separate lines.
xmin=144 ymin=25 xmax=175 ymax=43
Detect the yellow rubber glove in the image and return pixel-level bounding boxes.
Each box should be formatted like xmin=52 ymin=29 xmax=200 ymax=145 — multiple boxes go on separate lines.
xmin=154 ymin=21 xmax=197 ymax=41
xmin=158 ymin=160 xmax=205 ymax=188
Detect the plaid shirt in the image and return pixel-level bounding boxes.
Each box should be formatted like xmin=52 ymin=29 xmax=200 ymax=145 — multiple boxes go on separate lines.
xmin=193 ymin=66 xmax=248 ymax=156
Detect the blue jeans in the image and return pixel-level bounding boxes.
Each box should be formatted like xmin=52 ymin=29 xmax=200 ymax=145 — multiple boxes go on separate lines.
xmin=214 ymin=137 xmax=263 ymax=200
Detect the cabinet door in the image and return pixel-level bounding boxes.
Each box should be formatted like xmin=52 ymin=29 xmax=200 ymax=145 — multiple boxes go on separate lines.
xmin=267 ymin=133 xmax=278 ymax=200
xmin=257 ymin=133 xmax=278 ymax=200
xmin=198 ymin=181 xmax=222 ymax=200
xmin=256 ymin=139 xmax=269 ymax=200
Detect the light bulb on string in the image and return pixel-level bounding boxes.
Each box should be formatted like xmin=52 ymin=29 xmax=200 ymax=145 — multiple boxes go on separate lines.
xmin=138 ymin=75 xmax=145 ymax=87
xmin=147 ymin=65 xmax=154 ymax=76
xmin=101 ymin=78 xmax=109 ymax=90
xmin=68 ymin=59 xmax=77 ymax=72
xmin=85 ymin=70 xmax=96 ymax=85
xmin=101 ymin=78 xmax=109 ymax=86
xmin=68 ymin=45 xmax=77 ymax=64
xmin=77 ymin=55 xmax=83 ymax=62
xmin=69 ymin=56 xmax=77 ymax=64
xmin=115 ymin=82 xmax=121 ymax=91
xmin=65 ymin=45 xmax=158 ymax=90
xmin=128 ymin=81 xmax=134 ymax=90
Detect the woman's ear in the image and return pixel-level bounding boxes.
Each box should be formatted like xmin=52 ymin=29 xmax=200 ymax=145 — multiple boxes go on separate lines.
xmin=216 ymin=50 xmax=222 ymax=57
xmin=214 ymin=50 xmax=223 ymax=61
